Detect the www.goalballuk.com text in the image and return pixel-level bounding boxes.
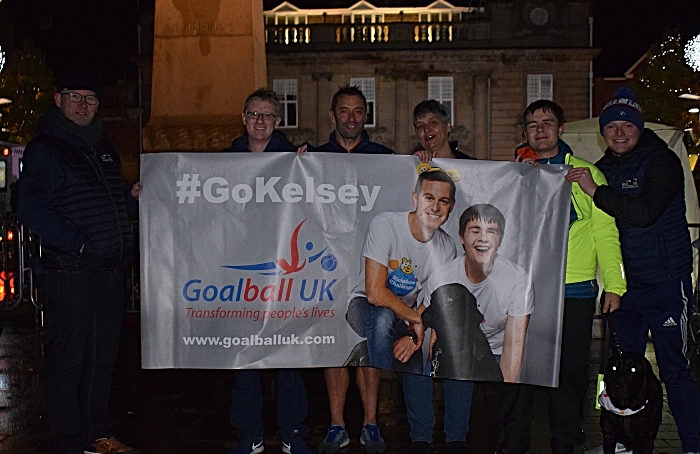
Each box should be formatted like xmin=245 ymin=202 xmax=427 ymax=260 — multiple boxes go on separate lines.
xmin=182 ymin=305 xmax=336 ymax=348
xmin=183 ymin=333 xmax=335 ymax=348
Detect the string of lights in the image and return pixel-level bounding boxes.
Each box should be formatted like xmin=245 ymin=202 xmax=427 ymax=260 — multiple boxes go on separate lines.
xmin=686 ymin=34 xmax=700 ymax=72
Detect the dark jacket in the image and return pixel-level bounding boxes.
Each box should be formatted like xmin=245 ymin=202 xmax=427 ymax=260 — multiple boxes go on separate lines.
xmin=450 ymin=141 xmax=474 ymax=159
xmin=594 ymin=129 xmax=691 ymax=287
xmin=17 ymin=114 xmax=134 ymax=271
xmin=224 ymin=130 xmax=296 ymax=153
xmin=314 ymin=130 xmax=393 ymax=154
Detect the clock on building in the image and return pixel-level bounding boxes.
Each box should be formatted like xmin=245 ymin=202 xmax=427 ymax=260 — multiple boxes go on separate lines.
xmin=529 ymin=7 xmax=549 ymax=27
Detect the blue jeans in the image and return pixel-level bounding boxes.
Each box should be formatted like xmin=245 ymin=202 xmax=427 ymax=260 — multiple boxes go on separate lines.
xmin=346 ymin=297 xmax=422 ymax=372
xmin=403 ymin=373 xmax=474 ymax=442
xmin=230 ymin=369 xmax=309 ymax=440
xmin=346 ymin=296 xmax=399 ymax=368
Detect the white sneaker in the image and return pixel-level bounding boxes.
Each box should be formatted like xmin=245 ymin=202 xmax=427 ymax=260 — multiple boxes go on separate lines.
xmin=583 ymin=443 xmax=632 ymax=454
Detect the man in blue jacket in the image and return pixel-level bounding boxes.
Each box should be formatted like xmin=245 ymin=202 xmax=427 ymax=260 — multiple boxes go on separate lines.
xmin=317 ymin=86 xmax=392 ymax=454
xmin=17 ymin=73 xmax=140 ymax=454
xmin=314 ymin=86 xmax=392 ymax=155
xmin=567 ymin=87 xmax=700 ymax=454
xmin=224 ymin=88 xmax=311 ymax=454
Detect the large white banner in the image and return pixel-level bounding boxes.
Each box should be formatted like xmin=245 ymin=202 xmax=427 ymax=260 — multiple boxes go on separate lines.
xmin=140 ymin=152 xmax=571 ymax=387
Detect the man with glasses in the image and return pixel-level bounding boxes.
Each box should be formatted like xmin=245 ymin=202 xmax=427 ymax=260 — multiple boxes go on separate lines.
xmin=224 ymin=88 xmax=311 ymax=454
xmin=224 ymin=88 xmax=297 ymax=153
xmin=17 ymin=73 xmax=141 ymax=454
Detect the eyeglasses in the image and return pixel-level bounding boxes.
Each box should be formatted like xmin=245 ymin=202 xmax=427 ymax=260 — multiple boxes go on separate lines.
xmin=245 ymin=111 xmax=278 ymax=122
xmin=61 ymin=91 xmax=99 ymax=105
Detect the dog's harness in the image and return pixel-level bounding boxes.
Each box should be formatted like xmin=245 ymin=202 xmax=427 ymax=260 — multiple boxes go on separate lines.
xmin=598 ymin=387 xmax=646 ymax=415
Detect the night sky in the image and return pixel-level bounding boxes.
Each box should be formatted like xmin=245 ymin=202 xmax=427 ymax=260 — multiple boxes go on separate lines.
xmin=1 ymin=0 xmax=699 ymax=83
xmin=592 ymin=0 xmax=700 ymax=76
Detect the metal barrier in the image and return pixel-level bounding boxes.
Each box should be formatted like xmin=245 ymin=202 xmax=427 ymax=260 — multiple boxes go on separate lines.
xmin=0 ymin=220 xmax=42 ymax=312
xmin=690 ymin=223 xmax=700 ymax=351
xmin=0 ymin=220 xmax=141 ymax=314
xmin=0 ymin=219 xmax=22 ymax=311
xmin=20 ymin=223 xmax=42 ymax=311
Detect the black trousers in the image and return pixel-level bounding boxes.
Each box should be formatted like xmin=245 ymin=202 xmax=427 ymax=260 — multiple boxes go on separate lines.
xmin=44 ymin=269 xmax=125 ymax=454
xmin=499 ymin=297 xmax=595 ymax=452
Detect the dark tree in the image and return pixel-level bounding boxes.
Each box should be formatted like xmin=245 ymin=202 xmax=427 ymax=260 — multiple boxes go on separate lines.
xmin=633 ymin=29 xmax=700 ymax=136
xmin=0 ymin=41 xmax=54 ymax=144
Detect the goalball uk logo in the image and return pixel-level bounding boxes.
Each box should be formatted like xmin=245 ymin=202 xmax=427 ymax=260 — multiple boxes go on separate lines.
xmin=182 ymin=219 xmax=340 ymax=303
xmin=222 ymin=219 xmax=337 ymax=275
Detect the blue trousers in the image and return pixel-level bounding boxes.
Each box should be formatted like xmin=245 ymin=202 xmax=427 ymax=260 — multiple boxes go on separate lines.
xmin=612 ymin=275 xmax=700 ymax=452
xmin=230 ymin=369 xmax=309 ymax=441
xmin=402 ymin=372 xmax=474 ymax=443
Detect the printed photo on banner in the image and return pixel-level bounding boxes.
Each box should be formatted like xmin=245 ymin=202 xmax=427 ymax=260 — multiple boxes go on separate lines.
xmin=139 ymin=152 xmax=570 ymax=387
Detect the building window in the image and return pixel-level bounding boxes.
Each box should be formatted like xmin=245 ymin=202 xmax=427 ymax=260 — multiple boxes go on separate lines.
xmin=274 ymin=15 xmax=307 ymax=26
xmin=273 ymin=79 xmax=298 ymax=128
xmin=350 ymin=77 xmax=376 ymax=127
xmin=428 ymin=76 xmax=454 ymax=121
xmin=527 ymin=74 xmax=553 ymax=105
xmin=420 ymin=12 xmax=451 ymax=22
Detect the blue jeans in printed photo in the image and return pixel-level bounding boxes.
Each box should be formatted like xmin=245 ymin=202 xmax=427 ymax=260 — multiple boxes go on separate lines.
xmin=345 ymin=296 xmax=423 ymax=373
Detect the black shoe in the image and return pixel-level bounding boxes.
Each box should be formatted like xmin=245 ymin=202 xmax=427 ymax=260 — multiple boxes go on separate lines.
xmin=343 ymin=340 xmax=369 ymax=367
xmin=448 ymin=441 xmax=471 ymax=454
xmin=407 ymin=441 xmax=433 ymax=454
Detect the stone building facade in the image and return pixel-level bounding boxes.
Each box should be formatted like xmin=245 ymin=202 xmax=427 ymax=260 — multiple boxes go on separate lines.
xmin=262 ymin=0 xmax=597 ymax=160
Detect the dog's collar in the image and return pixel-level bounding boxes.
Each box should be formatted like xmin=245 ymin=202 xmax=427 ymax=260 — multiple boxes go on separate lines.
xmin=598 ymin=388 xmax=645 ymax=415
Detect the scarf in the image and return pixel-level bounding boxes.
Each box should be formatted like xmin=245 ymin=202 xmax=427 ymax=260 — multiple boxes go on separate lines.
xmin=45 ymin=105 xmax=105 ymax=147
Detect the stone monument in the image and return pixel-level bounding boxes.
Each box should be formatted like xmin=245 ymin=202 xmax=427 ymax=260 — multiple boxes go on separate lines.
xmin=144 ymin=0 xmax=267 ymax=151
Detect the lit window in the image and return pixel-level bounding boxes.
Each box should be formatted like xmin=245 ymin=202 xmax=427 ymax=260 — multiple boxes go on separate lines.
xmin=273 ymin=79 xmax=298 ymax=128
xmin=0 ymin=161 xmax=6 ymax=189
xmin=527 ymin=74 xmax=553 ymax=105
xmin=350 ymin=77 xmax=376 ymax=127
xmin=428 ymin=77 xmax=454 ymax=122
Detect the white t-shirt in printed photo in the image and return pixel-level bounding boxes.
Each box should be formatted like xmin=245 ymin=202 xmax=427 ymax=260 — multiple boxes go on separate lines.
xmin=421 ymin=254 xmax=535 ymax=354
xmin=350 ymin=211 xmax=457 ymax=308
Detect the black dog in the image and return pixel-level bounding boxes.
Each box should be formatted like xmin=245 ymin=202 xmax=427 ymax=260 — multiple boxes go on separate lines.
xmin=599 ymin=350 xmax=663 ymax=454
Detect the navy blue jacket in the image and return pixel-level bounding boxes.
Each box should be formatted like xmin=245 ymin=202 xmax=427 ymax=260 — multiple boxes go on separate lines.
xmin=315 ymin=130 xmax=393 ymax=154
xmin=594 ymin=129 xmax=691 ymax=287
xmin=224 ymin=130 xmax=296 ymax=153
xmin=17 ymin=114 xmax=134 ymax=271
